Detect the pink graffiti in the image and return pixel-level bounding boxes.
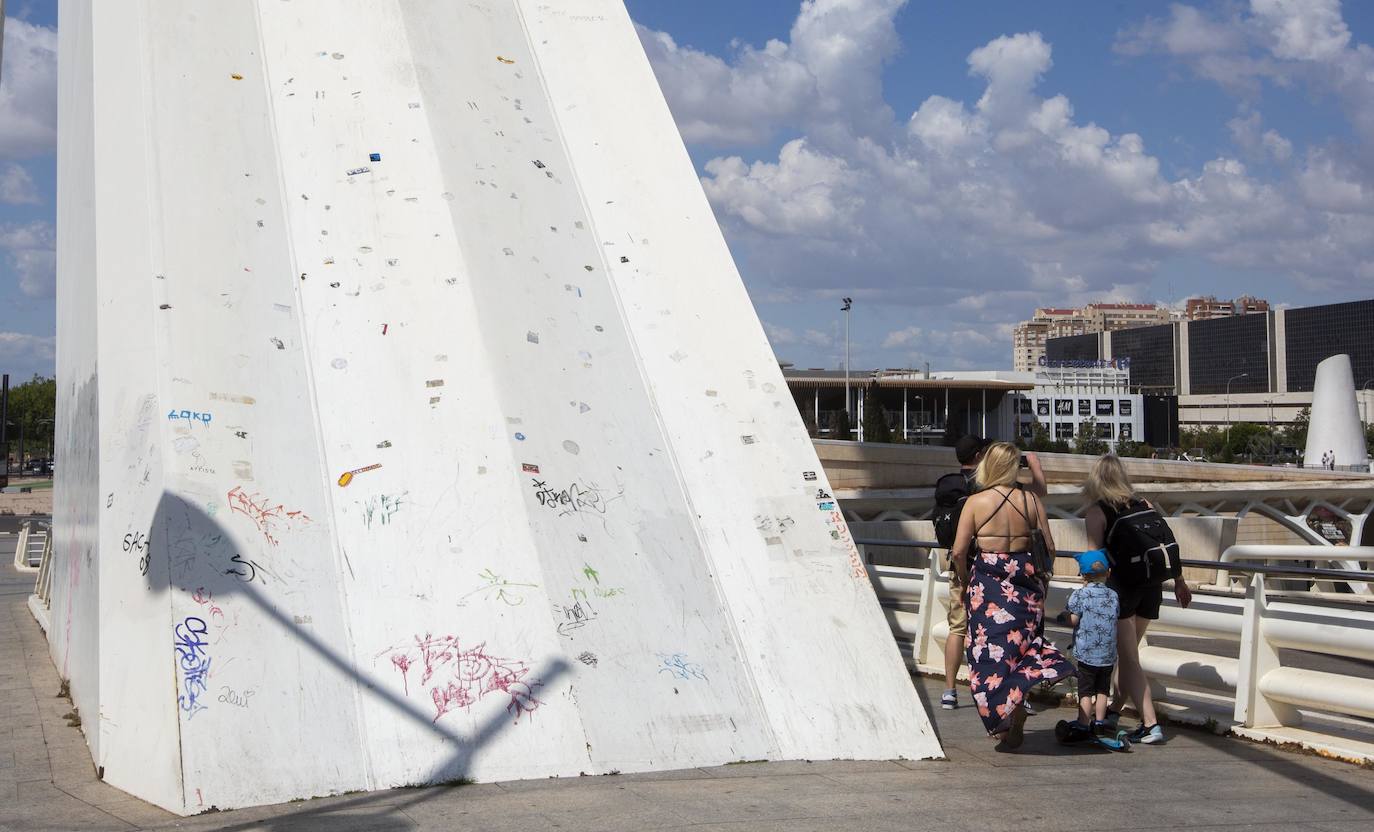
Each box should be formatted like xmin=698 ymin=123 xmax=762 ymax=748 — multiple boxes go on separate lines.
xmin=382 ymin=634 xmax=542 ymax=723
xmin=226 ymin=486 xmax=312 ymax=546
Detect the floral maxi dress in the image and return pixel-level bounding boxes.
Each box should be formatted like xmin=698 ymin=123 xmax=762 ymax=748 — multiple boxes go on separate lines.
xmin=964 ymin=549 xmax=1074 ymax=735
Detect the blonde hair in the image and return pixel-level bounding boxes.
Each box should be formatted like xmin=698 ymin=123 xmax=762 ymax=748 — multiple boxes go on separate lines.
xmin=974 ymin=442 xmax=1020 ymax=490
xmin=1083 ymin=454 xmax=1135 ymax=506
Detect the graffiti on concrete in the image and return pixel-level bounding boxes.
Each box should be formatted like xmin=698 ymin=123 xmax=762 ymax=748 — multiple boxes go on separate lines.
xmin=382 ymin=634 xmax=542 ymax=723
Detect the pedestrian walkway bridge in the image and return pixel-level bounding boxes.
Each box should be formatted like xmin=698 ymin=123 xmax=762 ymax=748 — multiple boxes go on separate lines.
xmin=5 ymin=546 xmax=1374 ymax=830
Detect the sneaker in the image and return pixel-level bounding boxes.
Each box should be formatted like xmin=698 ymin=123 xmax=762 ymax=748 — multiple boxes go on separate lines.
xmin=1091 ymin=720 xmax=1112 ymax=738
xmin=1104 ymin=709 xmax=1121 ymax=729
xmin=1127 ymin=723 xmax=1165 ymax=744
xmin=940 ymin=690 xmax=958 ymax=710
xmin=1022 ymin=699 xmax=1039 ymax=716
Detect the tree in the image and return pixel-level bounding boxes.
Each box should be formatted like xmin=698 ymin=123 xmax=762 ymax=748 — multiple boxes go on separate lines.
xmin=1027 ymin=421 xmax=1054 ymax=453
xmin=799 ymin=407 xmax=818 ymax=439
xmin=1114 ymin=437 xmax=1142 ymax=459
xmin=1074 ymin=418 xmax=1108 ymax=457
xmin=1366 ymin=422 xmax=1374 ymax=459
xmin=3 ymin=375 xmax=56 ymax=466
xmin=1283 ymin=407 xmax=1311 ymax=452
xmin=861 ymin=388 xmax=893 ymax=443
xmin=830 ymin=408 xmax=852 ymax=441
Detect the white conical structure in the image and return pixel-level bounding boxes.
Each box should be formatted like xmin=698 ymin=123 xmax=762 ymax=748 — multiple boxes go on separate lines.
xmin=51 ymin=0 xmax=940 ymax=815
xmin=1304 ymin=354 xmax=1369 ymax=470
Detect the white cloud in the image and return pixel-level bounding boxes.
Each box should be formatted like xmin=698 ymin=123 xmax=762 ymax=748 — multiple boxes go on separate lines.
xmin=0 ymin=162 xmax=40 ymax=204
xmin=762 ymin=321 xmax=799 ymax=346
xmin=0 ymin=16 xmax=59 ymax=159
xmin=882 ymin=326 xmax=923 ymax=349
xmin=0 ymin=331 xmax=56 ymax=378
xmin=634 ymin=1 xmax=1374 ymax=369
xmin=0 ymin=221 xmax=56 ymax=297
xmin=638 ymin=0 xmax=907 ymax=147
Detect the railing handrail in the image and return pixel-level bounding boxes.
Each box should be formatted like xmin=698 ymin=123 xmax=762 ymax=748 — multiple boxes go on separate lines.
xmin=850 ymin=537 xmax=1374 ymax=583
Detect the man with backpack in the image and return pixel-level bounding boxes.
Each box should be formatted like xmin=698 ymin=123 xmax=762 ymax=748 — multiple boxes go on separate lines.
xmin=932 ymin=435 xmax=1046 ymax=710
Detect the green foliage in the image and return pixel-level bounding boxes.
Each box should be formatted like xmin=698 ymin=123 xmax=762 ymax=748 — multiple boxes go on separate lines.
xmin=831 ymin=408 xmax=852 ymax=441
xmin=800 ymin=407 xmax=818 ymax=438
xmin=1074 ymin=418 xmax=1108 ymax=457
xmin=2 ymin=375 xmax=56 ymax=463
xmin=1051 ymin=440 xmax=1072 ymax=454
xmin=1283 ymin=407 xmax=1311 ymax=451
xmin=1026 ymin=421 xmax=1054 ymax=453
xmin=862 ymin=387 xmax=893 ymax=443
xmin=1114 ymin=437 xmax=1142 ymax=459
xmin=1367 ymin=422 xmax=1374 ymax=458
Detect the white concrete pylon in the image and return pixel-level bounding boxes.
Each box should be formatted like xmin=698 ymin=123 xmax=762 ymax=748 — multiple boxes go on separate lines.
xmin=51 ymin=0 xmax=941 ymax=815
xmin=1304 ymin=354 xmax=1369 ymax=470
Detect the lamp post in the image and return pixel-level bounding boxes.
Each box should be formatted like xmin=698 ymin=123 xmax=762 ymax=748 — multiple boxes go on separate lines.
xmin=37 ymin=418 xmax=53 ymax=464
xmin=913 ymin=394 xmax=926 ymax=445
xmin=1225 ymin=372 xmax=1249 ymax=453
xmin=1362 ymin=379 xmax=1373 ymax=429
xmin=841 ymin=297 xmax=853 ymax=437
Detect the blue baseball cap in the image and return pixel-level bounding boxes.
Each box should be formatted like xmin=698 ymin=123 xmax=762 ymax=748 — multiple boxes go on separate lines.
xmin=1076 ymin=550 xmax=1110 ymax=576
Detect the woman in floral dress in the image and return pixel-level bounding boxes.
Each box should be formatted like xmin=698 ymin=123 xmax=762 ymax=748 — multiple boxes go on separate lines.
xmin=951 ymin=442 xmax=1074 ymax=748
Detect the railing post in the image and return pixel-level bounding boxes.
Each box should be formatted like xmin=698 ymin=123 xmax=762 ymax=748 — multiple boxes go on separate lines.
xmin=1234 ymin=573 xmax=1302 ymax=728
xmin=12 ymin=519 xmax=30 ymax=571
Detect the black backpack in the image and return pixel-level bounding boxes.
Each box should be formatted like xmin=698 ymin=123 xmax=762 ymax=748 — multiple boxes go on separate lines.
xmin=1102 ymin=499 xmax=1182 ymax=587
xmin=932 ymin=471 xmax=974 ymax=549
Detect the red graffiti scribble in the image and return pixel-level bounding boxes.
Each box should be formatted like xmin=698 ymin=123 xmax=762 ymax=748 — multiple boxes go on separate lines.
xmin=226 ymin=486 xmax=312 ymax=546
xmin=382 ymin=634 xmax=542 ymax=723
xmin=192 ymin=587 xmax=224 ymax=618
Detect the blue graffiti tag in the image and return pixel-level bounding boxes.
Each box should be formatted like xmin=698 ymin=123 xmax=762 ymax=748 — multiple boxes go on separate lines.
xmin=174 ymin=616 xmax=212 ymax=719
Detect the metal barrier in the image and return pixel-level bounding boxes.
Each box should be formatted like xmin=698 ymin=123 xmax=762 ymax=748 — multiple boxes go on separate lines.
xmin=857 ymin=537 xmax=1374 ymax=764
xmin=10 ymin=518 xmax=47 ymax=572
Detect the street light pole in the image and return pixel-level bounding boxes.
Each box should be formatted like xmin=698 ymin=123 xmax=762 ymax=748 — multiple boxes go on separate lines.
xmin=841 ymin=297 xmax=853 ymax=437
xmin=1225 ymin=372 xmax=1249 ymax=453
xmin=1362 ymin=379 xmax=1373 ymax=429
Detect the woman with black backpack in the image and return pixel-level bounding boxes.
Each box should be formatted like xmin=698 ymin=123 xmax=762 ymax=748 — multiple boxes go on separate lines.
xmin=1083 ymin=455 xmax=1193 ymax=745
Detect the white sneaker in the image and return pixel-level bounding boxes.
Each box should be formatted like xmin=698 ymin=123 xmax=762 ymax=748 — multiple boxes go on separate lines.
xmin=940 ymin=690 xmax=958 ymax=710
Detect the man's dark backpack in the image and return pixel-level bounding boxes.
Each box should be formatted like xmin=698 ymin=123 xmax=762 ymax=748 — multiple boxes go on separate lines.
xmin=932 ymin=472 xmax=973 ymax=549
xmin=1101 ymin=499 xmax=1182 ymax=587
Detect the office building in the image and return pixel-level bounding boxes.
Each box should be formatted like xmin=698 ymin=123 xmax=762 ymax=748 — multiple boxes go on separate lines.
xmin=1186 ymin=295 xmax=1270 ymax=321
xmin=1043 ymin=297 xmax=1374 ymax=432
xmin=1013 ymin=303 xmax=1170 ymax=371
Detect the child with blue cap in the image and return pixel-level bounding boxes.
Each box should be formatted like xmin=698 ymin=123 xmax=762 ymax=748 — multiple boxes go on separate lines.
xmin=1066 ymin=550 xmax=1120 ymax=737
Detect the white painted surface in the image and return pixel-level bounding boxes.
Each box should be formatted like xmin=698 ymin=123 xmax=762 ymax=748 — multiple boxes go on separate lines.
xmin=1304 ymin=354 xmax=1369 ymax=469
xmin=55 ymin=0 xmax=939 ymax=814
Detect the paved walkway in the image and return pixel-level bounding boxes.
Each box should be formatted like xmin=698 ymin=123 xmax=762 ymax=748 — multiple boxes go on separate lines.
xmin=3 ymin=561 xmax=1372 ymax=831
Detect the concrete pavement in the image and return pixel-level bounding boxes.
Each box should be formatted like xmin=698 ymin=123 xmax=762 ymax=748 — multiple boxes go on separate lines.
xmin=3 ymin=560 xmax=1372 ymax=831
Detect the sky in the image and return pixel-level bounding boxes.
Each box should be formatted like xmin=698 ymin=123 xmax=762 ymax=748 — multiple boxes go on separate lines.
xmin=4 ymin=1 xmax=1374 ymax=380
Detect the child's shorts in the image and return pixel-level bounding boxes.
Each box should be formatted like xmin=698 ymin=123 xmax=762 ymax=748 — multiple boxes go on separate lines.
xmin=1076 ymin=662 xmax=1114 ymax=697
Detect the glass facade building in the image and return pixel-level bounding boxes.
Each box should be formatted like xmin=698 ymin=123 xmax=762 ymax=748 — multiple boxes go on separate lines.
xmin=1187 ymin=314 xmax=1270 ymax=395
xmin=1283 ymin=299 xmax=1374 ymax=393
xmin=1109 ymin=324 xmax=1175 ymax=392
xmin=1044 ymin=333 xmax=1100 ymax=364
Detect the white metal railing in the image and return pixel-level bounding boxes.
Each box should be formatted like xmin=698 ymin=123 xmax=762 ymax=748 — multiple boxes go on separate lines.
xmin=10 ymin=521 xmax=46 ymax=573
xmin=1214 ymin=544 xmax=1373 ymax=596
xmin=860 ymin=539 xmax=1374 ymax=764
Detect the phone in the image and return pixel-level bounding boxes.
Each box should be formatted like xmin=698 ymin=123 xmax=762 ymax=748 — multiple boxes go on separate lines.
xmin=1019 ymin=455 xmax=1029 ymax=469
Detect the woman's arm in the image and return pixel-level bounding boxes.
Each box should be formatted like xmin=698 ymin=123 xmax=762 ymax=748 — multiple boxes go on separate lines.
xmin=951 ymin=496 xmax=978 ymax=585
xmin=1035 ymin=493 xmax=1057 ymax=559
xmin=1084 ymin=504 xmax=1106 ymax=549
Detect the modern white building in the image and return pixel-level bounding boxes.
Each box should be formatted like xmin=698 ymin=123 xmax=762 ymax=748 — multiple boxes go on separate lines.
xmin=1012 ymin=361 xmax=1145 ymax=449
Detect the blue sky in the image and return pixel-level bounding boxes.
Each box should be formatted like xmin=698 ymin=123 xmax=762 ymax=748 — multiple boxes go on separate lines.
xmin=5 ymin=1 xmax=1374 ymax=378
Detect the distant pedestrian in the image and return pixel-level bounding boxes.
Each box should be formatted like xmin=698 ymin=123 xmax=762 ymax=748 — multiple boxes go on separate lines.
xmin=1329 ymin=450 xmax=1337 ymax=471
xmin=951 ymin=442 xmax=1072 ymax=749
xmin=1082 ymin=455 xmax=1192 ymax=745
xmin=1065 ymin=551 xmax=1119 ymax=736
